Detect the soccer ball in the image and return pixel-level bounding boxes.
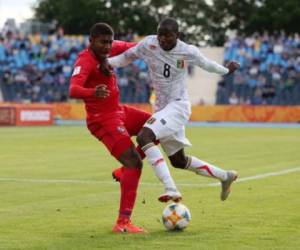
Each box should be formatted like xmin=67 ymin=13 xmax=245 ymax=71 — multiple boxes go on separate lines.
xmin=162 ymin=203 xmax=191 ymax=231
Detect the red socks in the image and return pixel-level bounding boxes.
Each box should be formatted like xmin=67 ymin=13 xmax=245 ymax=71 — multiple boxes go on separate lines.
xmin=116 ymin=141 xmax=158 ymax=223
xmin=118 ymin=167 xmax=141 ymax=223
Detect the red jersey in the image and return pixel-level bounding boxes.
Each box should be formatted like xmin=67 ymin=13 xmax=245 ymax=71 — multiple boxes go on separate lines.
xmin=69 ymin=41 xmax=136 ymax=120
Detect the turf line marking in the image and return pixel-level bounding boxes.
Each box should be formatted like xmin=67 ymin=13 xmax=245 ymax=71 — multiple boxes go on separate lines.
xmin=0 ymin=167 xmax=299 ymax=188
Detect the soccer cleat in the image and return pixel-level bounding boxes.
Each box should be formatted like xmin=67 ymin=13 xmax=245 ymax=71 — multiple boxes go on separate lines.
xmin=112 ymin=167 xmax=124 ymax=182
xmin=158 ymin=188 xmax=182 ymax=203
xmin=220 ymin=170 xmax=238 ymax=201
xmin=112 ymin=220 xmax=146 ymax=234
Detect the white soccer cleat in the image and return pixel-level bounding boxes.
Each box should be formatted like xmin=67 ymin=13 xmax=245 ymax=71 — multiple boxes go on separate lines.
xmin=158 ymin=188 xmax=182 ymax=203
xmin=220 ymin=170 xmax=238 ymax=201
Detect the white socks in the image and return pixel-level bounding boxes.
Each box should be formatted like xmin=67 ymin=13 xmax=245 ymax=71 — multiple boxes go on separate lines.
xmin=143 ymin=144 xmax=177 ymax=191
xmin=142 ymin=141 xmax=227 ymax=187
xmin=186 ymin=156 xmax=227 ymax=181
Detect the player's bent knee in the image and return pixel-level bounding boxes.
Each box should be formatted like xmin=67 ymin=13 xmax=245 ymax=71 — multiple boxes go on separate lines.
xmin=136 ymin=132 xmax=148 ymax=146
xmin=169 ymin=150 xmax=188 ymax=169
xmin=136 ymin=128 xmax=156 ymax=147
xmin=172 ymin=162 xmax=185 ymax=168
xmin=119 ymin=148 xmax=143 ymax=169
xmin=123 ymin=157 xmax=143 ymax=169
xmin=170 ymin=159 xmax=186 ymax=169
xmin=127 ymin=154 xmax=143 ymax=169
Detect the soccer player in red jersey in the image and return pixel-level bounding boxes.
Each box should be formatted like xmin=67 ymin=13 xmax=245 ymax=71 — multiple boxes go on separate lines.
xmin=69 ymin=23 xmax=151 ymax=233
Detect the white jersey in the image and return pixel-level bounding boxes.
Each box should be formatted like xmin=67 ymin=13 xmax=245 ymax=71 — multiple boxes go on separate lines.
xmin=109 ymin=35 xmax=229 ymax=111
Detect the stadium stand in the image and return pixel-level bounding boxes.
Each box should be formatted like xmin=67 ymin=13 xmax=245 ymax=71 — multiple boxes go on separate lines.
xmin=0 ymin=28 xmax=151 ymax=104
xmin=1 ymin=27 xmax=299 ymax=106
xmin=217 ymin=33 xmax=300 ymax=105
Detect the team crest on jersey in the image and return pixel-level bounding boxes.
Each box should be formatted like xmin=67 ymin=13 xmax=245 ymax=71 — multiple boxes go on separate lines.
xmin=160 ymin=119 xmax=167 ymax=125
xmin=176 ymin=60 xmax=185 ymax=69
xmin=72 ymin=66 xmax=81 ymax=76
xmin=149 ymin=45 xmax=157 ymax=50
xmin=117 ymin=126 xmax=126 ymax=134
xmin=146 ymin=117 xmax=156 ymax=124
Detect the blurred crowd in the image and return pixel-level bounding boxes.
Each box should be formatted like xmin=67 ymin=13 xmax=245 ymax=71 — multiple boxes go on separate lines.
xmin=0 ymin=28 xmax=151 ymax=103
xmin=1 ymin=27 xmax=299 ymax=106
xmin=217 ymin=32 xmax=300 ymax=105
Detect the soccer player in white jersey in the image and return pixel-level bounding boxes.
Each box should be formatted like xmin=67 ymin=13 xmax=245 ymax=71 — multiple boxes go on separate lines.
xmin=108 ymin=17 xmax=240 ymax=202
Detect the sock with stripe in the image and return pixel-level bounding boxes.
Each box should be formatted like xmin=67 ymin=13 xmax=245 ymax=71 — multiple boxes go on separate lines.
xmin=186 ymin=156 xmax=227 ymax=181
xmin=142 ymin=143 xmax=177 ymax=191
xmin=115 ymin=141 xmax=160 ymax=180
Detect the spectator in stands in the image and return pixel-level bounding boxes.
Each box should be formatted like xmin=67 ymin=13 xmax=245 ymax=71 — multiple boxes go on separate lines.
xmin=0 ymin=27 xmax=151 ymax=104
xmin=2 ymin=70 xmax=14 ymax=101
xmin=218 ymin=32 xmax=300 ymax=105
xmin=1 ymin=27 xmax=299 ymax=106
xmin=251 ymin=88 xmax=263 ymax=105
xmin=232 ymin=69 xmax=247 ymax=99
xmin=216 ymin=80 xmax=229 ymax=104
xmin=229 ymin=92 xmax=239 ymax=105
xmin=117 ymin=69 xmax=129 ymax=103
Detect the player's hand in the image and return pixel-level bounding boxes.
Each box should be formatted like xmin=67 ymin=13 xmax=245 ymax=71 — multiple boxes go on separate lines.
xmin=94 ymin=84 xmax=110 ymax=98
xmin=226 ymin=61 xmax=240 ymax=74
xmin=99 ymin=58 xmax=113 ymax=77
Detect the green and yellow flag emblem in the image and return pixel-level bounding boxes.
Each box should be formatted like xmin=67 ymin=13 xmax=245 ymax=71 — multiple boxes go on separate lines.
xmin=176 ymin=59 xmax=185 ymax=69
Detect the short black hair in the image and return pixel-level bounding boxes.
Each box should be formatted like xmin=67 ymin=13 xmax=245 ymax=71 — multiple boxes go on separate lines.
xmin=158 ymin=17 xmax=179 ymax=33
xmin=90 ymin=23 xmax=114 ymax=38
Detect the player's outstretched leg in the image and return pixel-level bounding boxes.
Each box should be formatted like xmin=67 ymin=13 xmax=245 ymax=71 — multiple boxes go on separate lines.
xmin=169 ymin=150 xmax=238 ymax=201
xmin=220 ymin=170 xmax=238 ymax=201
xmin=185 ymin=156 xmax=238 ymax=200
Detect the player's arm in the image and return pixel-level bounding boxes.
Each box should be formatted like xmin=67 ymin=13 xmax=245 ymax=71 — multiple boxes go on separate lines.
xmin=108 ymin=39 xmax=145 ymax=67
xmin=191 ymin=45 xmax=239 ymax=75
xmin=97 ymin=41 xmax=139 ymax=77
xmin=69 ymin=57 xmax=110 ymax=99
xmin=110 ymin=40 xmax=137 ymax=57
xmin=108 ymin=47 xmax=138 ymax=68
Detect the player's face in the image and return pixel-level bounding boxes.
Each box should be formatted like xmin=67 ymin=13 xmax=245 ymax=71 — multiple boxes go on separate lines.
xmin=90 ymin=34 xmax=113 ymax=60
xmin=157 ymin=26 xmax=178 ymax=51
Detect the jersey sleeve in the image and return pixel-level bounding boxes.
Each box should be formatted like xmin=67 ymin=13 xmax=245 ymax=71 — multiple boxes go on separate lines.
xmin=110 ymin=40 xmax=137 ymax=57
xmin=189 ymin=45 xmax=229 ymax=75
xmin=108 ymin=38 xmax=146 ymax=68
xmin=69 ymin=56 xmax=95 ymax=99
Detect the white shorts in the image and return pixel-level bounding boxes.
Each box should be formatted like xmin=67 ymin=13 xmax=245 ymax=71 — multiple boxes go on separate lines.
xmin=144 ymin=100 xmax=192 ymax=156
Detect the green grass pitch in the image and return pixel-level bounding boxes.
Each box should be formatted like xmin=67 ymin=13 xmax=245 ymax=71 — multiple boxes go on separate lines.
xmin=0 ymin=126 xmax=299 ymax=250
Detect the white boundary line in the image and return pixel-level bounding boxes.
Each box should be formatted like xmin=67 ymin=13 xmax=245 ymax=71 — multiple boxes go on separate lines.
xmin=0 ymin=167 xmax=299 ymax=188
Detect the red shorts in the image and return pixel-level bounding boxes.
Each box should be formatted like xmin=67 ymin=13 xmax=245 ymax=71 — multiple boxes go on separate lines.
xmin=87 ymin=105 xmax=151 ymax=159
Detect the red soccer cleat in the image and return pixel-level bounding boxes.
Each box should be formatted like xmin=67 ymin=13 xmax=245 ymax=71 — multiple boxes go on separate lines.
xmin=112 ymin=167 xmax=124 ymax=182
xmin=112 ymin=220 xmax=146 ymax=234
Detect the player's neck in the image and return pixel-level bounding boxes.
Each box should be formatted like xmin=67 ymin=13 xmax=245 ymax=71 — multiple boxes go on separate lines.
xmin=162 ymin=42 xmax=177 ymax=52
xmin=88 ymin=46 xmax=106 ymax=63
